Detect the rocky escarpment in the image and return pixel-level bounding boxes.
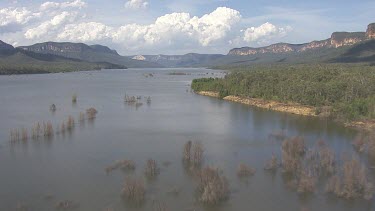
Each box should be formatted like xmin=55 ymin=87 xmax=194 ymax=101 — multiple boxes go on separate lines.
xmin=228 ymin=23 xmax=375 ymax=56
xmin=366 ymin=23 xmax=375 ymax=39
xmin=19 ymin=42 xmax=119 ymax=56
xmin=330 ymin=32 xmax=366 ymax=48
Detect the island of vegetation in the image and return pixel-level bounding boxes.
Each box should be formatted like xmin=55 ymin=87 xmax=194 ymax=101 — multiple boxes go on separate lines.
xmin=192 ymin=63 xmax=375 ymax=130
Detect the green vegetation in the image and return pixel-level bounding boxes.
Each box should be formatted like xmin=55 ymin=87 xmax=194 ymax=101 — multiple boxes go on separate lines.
xmin=192 ymin=63 xmax=375 ymax=121
xmin=0 ymin=56 xmax=126 ymax=74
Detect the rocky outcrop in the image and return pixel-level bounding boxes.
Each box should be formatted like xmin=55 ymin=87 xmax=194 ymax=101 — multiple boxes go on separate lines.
xmin=366 ymin=23 xmax=375 ymax=39
xmin=132 ymin=55 xmax=146 ymax=60
xmin=330 ymin=32 xmax=366 ymax=48
xmin=228 ymin=23 xmax=375 ymax=56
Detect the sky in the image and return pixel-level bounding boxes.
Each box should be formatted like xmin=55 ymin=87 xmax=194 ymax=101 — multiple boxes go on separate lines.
xmin=0 ymin=0 xmax=374 ymax=55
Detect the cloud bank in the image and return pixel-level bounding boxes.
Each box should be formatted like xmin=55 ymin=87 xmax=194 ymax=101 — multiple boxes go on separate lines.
xmin=0 ymin=0 xmax=291 ymax=54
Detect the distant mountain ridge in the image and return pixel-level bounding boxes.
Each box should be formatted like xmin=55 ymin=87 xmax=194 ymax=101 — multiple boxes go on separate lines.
xmin=18 ymin=42 xmax=163 ymax=68
xmin=131 ymin=53 xmax=225 ymax=67
xmin=228 ymin=23 xmax=375 ymax=56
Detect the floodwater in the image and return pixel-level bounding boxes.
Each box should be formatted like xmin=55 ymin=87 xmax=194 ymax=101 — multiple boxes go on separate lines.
xmin=0 ymin=68 xmax=372 ymax=211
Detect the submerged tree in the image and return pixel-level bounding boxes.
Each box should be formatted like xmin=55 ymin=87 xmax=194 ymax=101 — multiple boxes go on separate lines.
xmin=196 ymin=166 xmax=229 ymax=204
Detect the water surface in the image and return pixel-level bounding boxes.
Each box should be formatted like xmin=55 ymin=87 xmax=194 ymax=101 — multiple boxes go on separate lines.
xmin=0 ymin=68 xmax=371 ymax=211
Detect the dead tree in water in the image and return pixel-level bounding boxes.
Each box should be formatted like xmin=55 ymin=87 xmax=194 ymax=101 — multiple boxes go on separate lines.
xmin=237 ymin=163 xmax=256 ymax=178
xmin=122 ymin=177 xmax=146 ymax=204
xmin=32 ymin=122 xmax=42 ymax=140
xmin=196 ymin=166 xmax=229 ymax=204
xmin=145 ymin=159 xmax=160 ymax=179
xmin=183 ymin=141 xmax=192 ymax=162
xmin=86 ymin=108 xmax=98 ymax=120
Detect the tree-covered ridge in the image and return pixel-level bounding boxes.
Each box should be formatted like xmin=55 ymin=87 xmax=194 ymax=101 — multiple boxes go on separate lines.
xmin=192 ymin=64 xmax=375 ymax=121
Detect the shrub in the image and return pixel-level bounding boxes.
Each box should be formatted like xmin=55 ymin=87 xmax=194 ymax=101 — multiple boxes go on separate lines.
xmin=297 ymin=169 xmax=316 ymax=194
xmin=10 ymin=128 xmax=20 ymax=143
xmin=352 ymin=134 xmax=366 ymax=153
xmin=106 ymin=160 xmax=136 ymax=173
xmin=55 ymin=200 xmax=79 ymax=210
xmin=192 ymin=142 xmax=204 ymax=167
xmin=31 ymin=122 xmax=42 ymax=140
xmin=368 ymin=134 xmax=375 ymax=159
xmin=79 ymin=112 xmax=85 ymax=123
xmin=72 ymin=94 xmax=77 ymax=104
xmin=43 ymin=122 xmax=54 ymax=138
xmin=66 ymin=116 xmax=75 ymax=131
xmin=264 ymin=155 xmax=278 ymax=171
xmin=21 ymin=128 xmax=28 ymax=142
xmin=50 ymin=104 xmax=56 ymax=112
xmin=183 ymin=140 xmax=192 ymax=162
xmin=318 ymin=146 xmax=335 ymax=175
xmin=237 ymin=163 xmax=256 ymax=177
xmin=196 ymin=166 xmax=229 ymax=204
xmin=326 ymin=158 xmax=374 ymax=200
xmin=122 ymin=177 xmax=146 ymax=204
xmin=281 ymin=137 xmax=305 ymax=174
xmin=144 ymin=159 xmax=159 ymax=179
xmin=86 ymin=108 xmax=98 ymax=119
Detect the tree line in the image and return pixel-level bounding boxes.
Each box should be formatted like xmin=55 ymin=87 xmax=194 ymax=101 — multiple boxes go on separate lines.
xmin=192 ymin=63 xmax=375 ymax=121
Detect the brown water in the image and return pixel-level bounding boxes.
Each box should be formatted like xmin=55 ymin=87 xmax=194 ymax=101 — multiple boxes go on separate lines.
xmin=0 ymin=68 xmax=372 ymax=211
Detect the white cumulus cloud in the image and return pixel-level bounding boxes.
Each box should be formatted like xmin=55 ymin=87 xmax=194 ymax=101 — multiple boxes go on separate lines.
xmin=40 ymin=0 xmax=87 ymax=11
xmin=57 ymin=7 xmax=241 ymax=50
xmin=243 ymin=22 xmax=290 ymax=43
xmin=58 ymin=22 xmax=113 ymax=42
xmin=0 ymin=7 xmax=40 ymax=32
xmin=125 ymin=0 xmax=149 ymax=9
xmin=25 ymin=11 xmax=78 ymax=39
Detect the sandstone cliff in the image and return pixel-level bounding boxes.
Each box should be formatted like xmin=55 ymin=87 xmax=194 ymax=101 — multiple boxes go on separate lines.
xmin=228 ymin=23 xmax=375 ymax=56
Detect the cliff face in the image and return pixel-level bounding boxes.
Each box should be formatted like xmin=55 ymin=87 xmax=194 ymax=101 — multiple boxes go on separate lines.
xmin=19 ymin=42 xmax=119 ymax=56
xmin=330 ymin=32 xmax=366 ymax=48
xmin=366 ymin=23 xmax=375 ymax=39
xmin=228 ymin=23 xmax=375 ymax=56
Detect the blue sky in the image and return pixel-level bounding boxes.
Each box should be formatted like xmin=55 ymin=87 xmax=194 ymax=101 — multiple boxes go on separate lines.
xmin=0 ymin=0 xmax=374 ymax=55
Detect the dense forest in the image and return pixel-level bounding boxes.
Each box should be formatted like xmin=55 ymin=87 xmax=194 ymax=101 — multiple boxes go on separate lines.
xmin=192 ymin=64 xmax=375 ymax=121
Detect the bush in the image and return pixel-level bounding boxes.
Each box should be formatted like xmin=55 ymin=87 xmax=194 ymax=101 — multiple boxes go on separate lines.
xmin=237 ymin=163 xmax=256 ymax=177
xmin=326 ymin=158 xmax=374 ymax=200
xmin=122 ymin=177 xmax=146 ymax=204
xmin=196 ymin=166 xmax=229 ymax=204
xmin=144 ymin=159 xmax=159 ymax=179
xmin=264 ymin=155 xmax=278 ymax=171
xmin=281 ymin=137 xmax=305 ymax=174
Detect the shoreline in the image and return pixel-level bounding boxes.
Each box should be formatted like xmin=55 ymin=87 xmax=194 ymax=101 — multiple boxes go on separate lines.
xmin=196 ymin=91 xmax=375 ymax=131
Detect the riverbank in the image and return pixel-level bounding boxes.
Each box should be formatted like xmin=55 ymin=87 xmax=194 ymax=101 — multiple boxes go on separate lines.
xmin=196 ymin=91 xmax=375 ymax=131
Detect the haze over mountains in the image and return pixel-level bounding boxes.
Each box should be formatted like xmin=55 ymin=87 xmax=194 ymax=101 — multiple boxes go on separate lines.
xmin=0 ymin=22 xmax=374 ymax=74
